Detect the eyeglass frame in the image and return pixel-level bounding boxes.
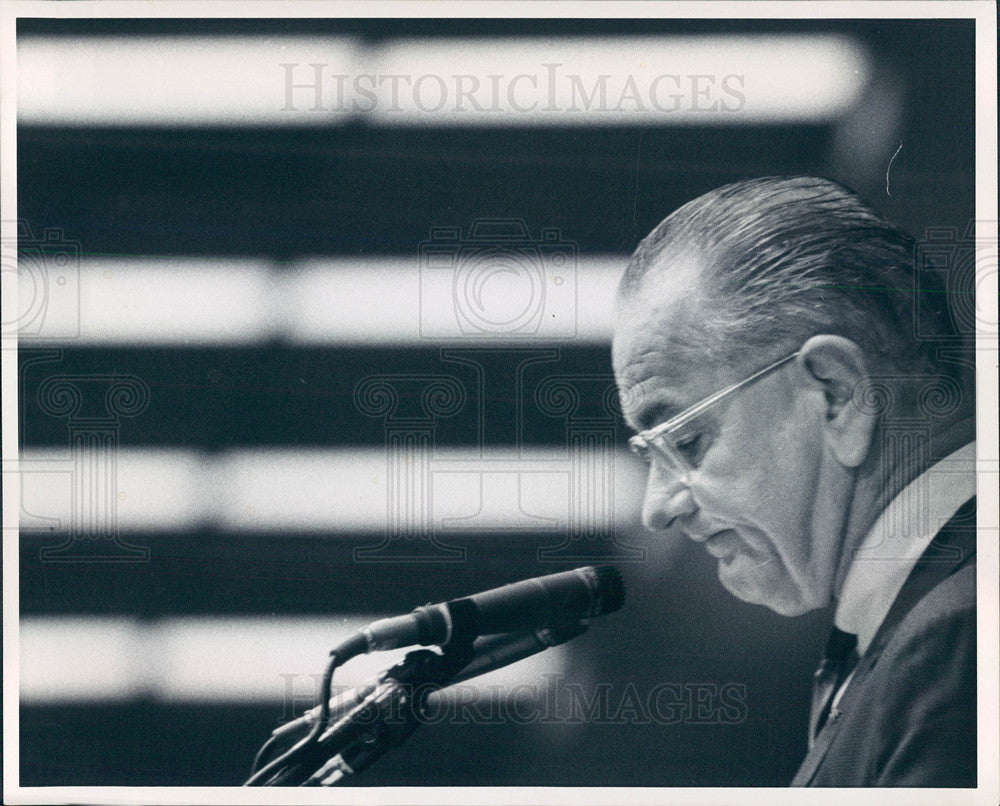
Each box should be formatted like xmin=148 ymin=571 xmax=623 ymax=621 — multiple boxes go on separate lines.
xmin=628 ymin=350 xmax=801 ymax=478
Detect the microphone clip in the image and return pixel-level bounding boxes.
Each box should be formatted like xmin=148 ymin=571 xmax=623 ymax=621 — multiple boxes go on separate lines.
xmin=303 ymin=641 xmax=477 ymax=785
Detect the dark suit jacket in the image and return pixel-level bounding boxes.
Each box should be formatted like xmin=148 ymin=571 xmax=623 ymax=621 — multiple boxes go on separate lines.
xmin=792 ymin=497 xmax=977 ymax=787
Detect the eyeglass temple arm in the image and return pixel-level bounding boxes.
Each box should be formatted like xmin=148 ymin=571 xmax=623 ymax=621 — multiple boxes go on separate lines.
xmin=646 ymin=350 xmax=801 ymax=436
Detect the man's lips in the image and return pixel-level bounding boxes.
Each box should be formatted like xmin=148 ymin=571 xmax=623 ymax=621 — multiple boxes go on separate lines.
xmin=703 ymin=529 xmax=742 ymax=560
xmin=674 ymin=518 xmax=745 ymax=561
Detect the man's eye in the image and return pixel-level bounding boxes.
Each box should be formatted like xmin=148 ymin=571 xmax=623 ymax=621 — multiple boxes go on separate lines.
xmin=674 ymin=433 xmax=701 ymax=458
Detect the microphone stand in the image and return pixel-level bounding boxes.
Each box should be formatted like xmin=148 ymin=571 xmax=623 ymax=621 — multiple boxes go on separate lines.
xmin=249 ymin=621 xmax=588 ymax=786
xmin=297 ymin=640 xmax=477 ymax=786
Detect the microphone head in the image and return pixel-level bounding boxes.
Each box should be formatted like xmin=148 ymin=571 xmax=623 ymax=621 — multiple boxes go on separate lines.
xmin=590 ymin=564 xmax=625 ymax=615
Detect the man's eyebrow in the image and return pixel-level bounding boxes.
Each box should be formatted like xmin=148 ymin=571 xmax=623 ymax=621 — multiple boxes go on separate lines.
xmin=632 ymin=401 xmax=678 ymax=433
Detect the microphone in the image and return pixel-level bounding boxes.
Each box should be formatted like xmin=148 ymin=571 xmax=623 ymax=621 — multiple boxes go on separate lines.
xmin=447 ymin=620 xmax=589 ymax=685
xmin=272 ymin=621 xmax=590 ymax=743
xmin=305 ymin=622 xmax=594 ymax=785
xmin=358 ymin=565 xmax=624 ymax=651
xmin=247 ymin=570 xmax=622 ymax=785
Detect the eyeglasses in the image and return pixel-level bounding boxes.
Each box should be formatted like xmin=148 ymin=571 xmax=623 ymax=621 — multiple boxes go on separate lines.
xmin=628 ymin=350 xmax=801 ymax=479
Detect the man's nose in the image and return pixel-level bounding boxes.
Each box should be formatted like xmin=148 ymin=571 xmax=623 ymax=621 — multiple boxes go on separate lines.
xmin=641 ymin=466 xmax=697 ymax=531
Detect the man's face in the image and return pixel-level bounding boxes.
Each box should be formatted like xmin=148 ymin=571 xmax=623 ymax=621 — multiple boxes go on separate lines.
xmin=612 ymin=289 xmax=850 ymax=616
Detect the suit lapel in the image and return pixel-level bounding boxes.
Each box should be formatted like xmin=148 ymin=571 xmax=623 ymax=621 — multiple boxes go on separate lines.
xmin=791 ymin=496 xmax=977 ymax=786
xmin=865 ymin=496 xmax=976 ymax=661
xmin=790 ymin=695 xmax=849 ymax=785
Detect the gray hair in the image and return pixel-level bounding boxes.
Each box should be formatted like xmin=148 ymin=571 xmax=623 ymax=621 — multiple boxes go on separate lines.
xmin=618 ymin=176 xmax=957 ymax=378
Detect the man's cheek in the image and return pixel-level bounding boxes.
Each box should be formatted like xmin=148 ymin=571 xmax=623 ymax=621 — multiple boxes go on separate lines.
xmin=689 ymin=462 xmax=757 ymax=521
xmin=706 ymin=421 xmax=772 ymax=485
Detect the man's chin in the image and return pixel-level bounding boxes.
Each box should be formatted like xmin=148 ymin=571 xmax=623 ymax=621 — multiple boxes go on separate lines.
xmin=716 ymin=554 xmax=813 ymax=616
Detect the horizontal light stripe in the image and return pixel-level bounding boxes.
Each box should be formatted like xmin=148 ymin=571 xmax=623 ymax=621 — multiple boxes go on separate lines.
xmin=18 ymin=34 xmax=868 ymax=127
xmin=19 ymin=618 xmax=147 ymax=702
xmin=20 ymin=616 xmax=571 ymax=703
xmin=14 ymin=256 xmax=623 ymax=345
xmin=18 ymin=36 xmax=361 ymax=126
xmin=16 ymin=447 xmax=647 ymax=533
xmin=370 ymin=35 xmax=869 ymax=126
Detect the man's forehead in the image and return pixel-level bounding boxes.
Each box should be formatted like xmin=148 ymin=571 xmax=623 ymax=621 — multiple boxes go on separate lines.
xmin=621 ymin=246 xmax=706 ymax=309
xmin=614 ymin=245 xmax=709 ymax=339
xmin=611 ymin=247 xmax=726 ymax=422
xmin=613 ymin=318 xmax=722 ymax=429
xmin=612 ymin=285 xmax=707 ymax=377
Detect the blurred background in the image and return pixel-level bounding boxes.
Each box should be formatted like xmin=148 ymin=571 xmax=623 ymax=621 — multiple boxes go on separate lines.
xmin=15 ymin=17 xmax=975 ymax=786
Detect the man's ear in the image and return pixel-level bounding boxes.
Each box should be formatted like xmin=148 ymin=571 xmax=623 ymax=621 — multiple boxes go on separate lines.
xmin=796 ymin=334 xmax=877 ymax=468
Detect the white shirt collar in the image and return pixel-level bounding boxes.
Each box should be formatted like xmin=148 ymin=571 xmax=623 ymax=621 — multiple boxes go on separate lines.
xmin=834 ymin=441 xmax=976 ymax=655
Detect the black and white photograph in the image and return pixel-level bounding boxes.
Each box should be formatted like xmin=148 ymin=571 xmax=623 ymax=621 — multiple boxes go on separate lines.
xmin=2 ymin=2 xmax=997 ymax=803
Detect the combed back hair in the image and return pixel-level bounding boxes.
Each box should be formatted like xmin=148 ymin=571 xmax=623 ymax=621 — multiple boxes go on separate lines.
xmin=618 ymin=176 xmax=958 ymax=378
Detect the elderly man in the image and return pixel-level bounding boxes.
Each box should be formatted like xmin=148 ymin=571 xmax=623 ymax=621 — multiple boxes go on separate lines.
xmin=612 ymin=177 xmax=976 ymax=786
